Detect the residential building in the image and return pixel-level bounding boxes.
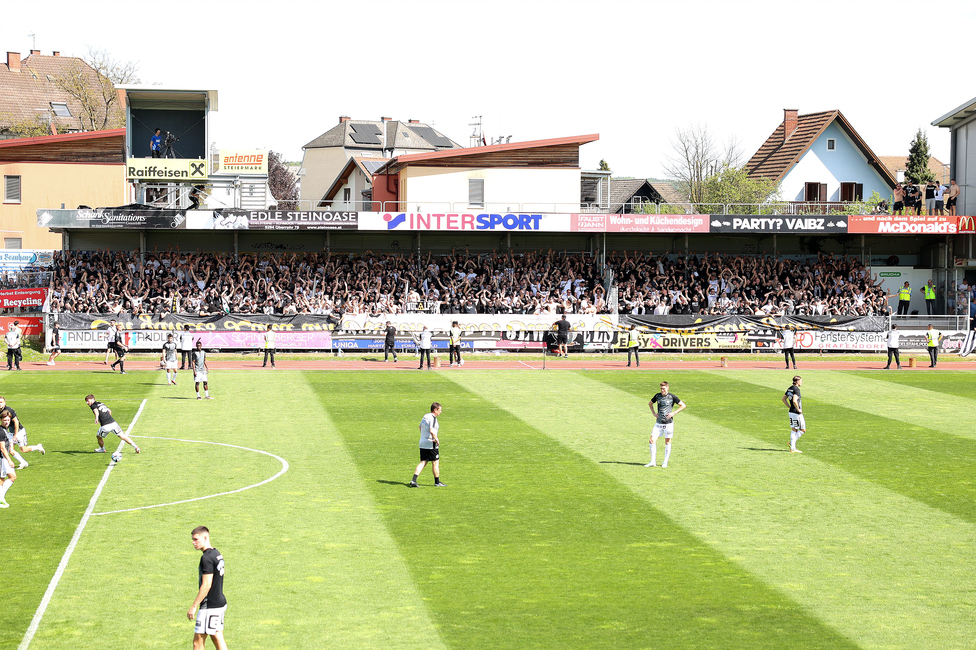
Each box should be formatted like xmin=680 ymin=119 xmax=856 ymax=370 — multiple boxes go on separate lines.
xmin=607 ymin=179 xmax=685 ymax=213
xmin=1 ymin=49 xmax=121 ymax=139
xmin=300 ymin=117 xmax=461 ymax=208
xmin=877 ymin=155 xmax=948 ymax=185
xmin=370 ymin=134 xmax=599 ymax=213
xmin=746 ymin=109 xmax=896 ymax=207
xmin=932 ymin=96 xmax=976 ymax=216
xmin=1 ymin=129 xmax=126 ymax=249
xmin=316 ymin=156 xmax=388 ymax=211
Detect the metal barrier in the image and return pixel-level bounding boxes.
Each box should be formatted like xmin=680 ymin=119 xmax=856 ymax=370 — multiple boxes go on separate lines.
xmin=889 ymin=314 xmax=970 ymax=330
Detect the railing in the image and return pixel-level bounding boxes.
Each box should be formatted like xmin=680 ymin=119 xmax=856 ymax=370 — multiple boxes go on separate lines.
xmin=0 ymin=270 xmax=52 ymax=289
xmin=889 ymin=314 xmax=970 ymax=330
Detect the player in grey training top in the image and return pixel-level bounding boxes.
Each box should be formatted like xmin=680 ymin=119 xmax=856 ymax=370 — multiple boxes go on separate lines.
xmin=645 ymin=381 xmax=687 ymax=468
xmin=193 ymin=341 xmax=212 ymax=399
xmin=161 ymin=333 xmax=179 ymax=385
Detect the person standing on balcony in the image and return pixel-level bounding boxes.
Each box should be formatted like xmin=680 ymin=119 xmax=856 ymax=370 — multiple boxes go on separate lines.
xmin=892 ymin=184 xmax=905 ymax=215
xmin=897 ymin=281 xmax=912 ymax=315
xmin=945 ymin=179 xmax=960 ymax=217
xmin=922 ymin=280 xmax=937 ymax=315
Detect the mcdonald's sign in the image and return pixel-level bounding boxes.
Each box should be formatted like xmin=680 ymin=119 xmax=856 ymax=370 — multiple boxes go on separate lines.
xmin=958 ymin=216 xmax=976 ymax=234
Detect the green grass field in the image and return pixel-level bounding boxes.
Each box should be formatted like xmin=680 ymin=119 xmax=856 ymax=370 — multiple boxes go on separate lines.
xmin=3 ymin=366 xmax=974 ymax=649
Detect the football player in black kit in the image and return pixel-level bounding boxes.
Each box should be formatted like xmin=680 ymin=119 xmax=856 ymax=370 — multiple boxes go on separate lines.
xmin=189 ymin=526 xmax=228 ymax=650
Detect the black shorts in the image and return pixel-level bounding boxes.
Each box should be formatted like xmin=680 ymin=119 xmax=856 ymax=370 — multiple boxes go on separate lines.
xmin=947 ymin=197 xmax=957 ymax=208
xmin=556 ymin=333 xmax=568 ymax=344
xmin=893 ymin=201 xmax=904 ymax=211
xmin=420 ymin=447 xmax=439 ymax=462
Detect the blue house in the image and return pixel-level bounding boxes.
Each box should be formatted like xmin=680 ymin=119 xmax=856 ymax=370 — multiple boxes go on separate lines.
xmin=746 ymin=109 xmax=897 ymax=206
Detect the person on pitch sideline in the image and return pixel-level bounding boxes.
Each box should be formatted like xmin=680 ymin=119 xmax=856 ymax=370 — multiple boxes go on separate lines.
xmin=180 ymin=325 xmax=194 ymax=370
xmin=85 ymin=394 xmax=140 ymax=454
xmin=625 ymin=325 xmax=641 ymax=367
xmin=782 ymin=375 xmax=805 ymax=453
xmin=0 ymin=396 xmax=46 ymax=468
xmin=883 ymin=324 xmax=902 ymax=370
xmin=0 ymin=412 xmax=18 ymax=508
xmin=645 ymin=382 xmax=686 ymax=468
xmin=262 ymin=324 xmax=276 ymax=368
xmin=188 ymin=526 xmax=228 ymax=650
xmin=448 ymin=320 xmax=464 ymax=367
xmin=555 ymin=314 xmax=571 ymax=358
xmin=781 ymin=327 xmax=797 ymax=370
xmin=409 ymin=402 xmax=445 ymax=487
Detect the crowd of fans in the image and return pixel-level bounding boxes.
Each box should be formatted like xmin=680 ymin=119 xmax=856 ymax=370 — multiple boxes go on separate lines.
xmin=46 ymin=249 xmax=606 ymax=317
xmin=611 ymin=251 xmax=894 ymax=316
xmin=39 ymin=249 xmax=966 ymax=318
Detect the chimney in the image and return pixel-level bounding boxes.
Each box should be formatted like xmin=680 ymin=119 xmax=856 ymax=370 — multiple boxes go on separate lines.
xmin=338 ymin=115 xmax=350 ymax=123
xmin=408 ymin=119 xmax=419 ymax=124
xmin=6 ymin=52 xmax=20 ymax=71
xmin=30 ymin=49 xmax=40 ymax=55
xmin=380 ymin=116 xmax=392 ymax=122
xmin=53 ymin=51 xmax=60 ymax=57
xmin=784 ymin=109 xmax=799 ymax=142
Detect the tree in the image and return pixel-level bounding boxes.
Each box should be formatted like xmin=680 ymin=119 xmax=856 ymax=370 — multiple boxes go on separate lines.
xmin=663 ymin=125 xmax=742 ymax=206
xmin=700 ymin=164 xmax=780 ymax=211
xmin=906 ymin=128 xmax=934 ymax=184
xmin=52 ymin=48 xmax=139 ymax=131
xmin=598 ymin=159 xmax=611 ymax=173
xmin=268 ymin=151 xmax=299 ymax=210
xmin=0 ymin=112 xmax=72 ymax=138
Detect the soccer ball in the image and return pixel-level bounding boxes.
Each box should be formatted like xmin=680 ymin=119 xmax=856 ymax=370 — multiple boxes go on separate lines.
xmin=111 ymin=451 xmax=122 ymax=463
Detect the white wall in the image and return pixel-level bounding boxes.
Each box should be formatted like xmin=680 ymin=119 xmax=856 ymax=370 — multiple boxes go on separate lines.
xmin=781 ymin=122 xmax=892 ymax=202
xmin=873 ymin=266 xmax=939 ymax=314
xmin=401 ymin=167 xmax=581 ymax=213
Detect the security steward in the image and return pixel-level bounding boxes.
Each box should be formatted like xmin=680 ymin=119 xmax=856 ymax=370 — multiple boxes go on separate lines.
xmin=922 ymin=280 xmax=937 ymax=315
xmin=897 ymin=281 xmax=912 ymax=315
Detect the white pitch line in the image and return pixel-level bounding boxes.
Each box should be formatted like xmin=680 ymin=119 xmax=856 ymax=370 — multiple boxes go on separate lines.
xmin=18 ymin=398 xmax=148 ymax=650
xmin=517 ymin=360 xmax=538 ymax=369
xmin=92 ymin=437 xmax=289 ymax=516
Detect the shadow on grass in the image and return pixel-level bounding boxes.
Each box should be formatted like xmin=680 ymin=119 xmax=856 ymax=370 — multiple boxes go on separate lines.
xmin=376 ymin=479 xmax=416 ymax=487
xmin=598 ymin=460 xmax=647 ymax=466
xmin=741 ymin=447 xmax=789 ymax=452
xmin=158 ymin=396 xmax=195 ymax=400
xmin=56 ymin=450 xmax=105 ymax=455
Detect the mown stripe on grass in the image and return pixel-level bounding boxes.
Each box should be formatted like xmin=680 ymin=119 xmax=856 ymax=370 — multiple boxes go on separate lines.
xmin=707 ymin=369 xmax=976 ymax=441
xmin=314 ymin=371 xmax=858 ymax=650
xmin=0 ymin=371 xmax=156 ymax=650
xmin=454 ymin=370 xmax=976 ymax=650
xmin=606 ymin=371 xmax=976 ymax=523
xmin=26 ymin=371 xmax=446 ymax=650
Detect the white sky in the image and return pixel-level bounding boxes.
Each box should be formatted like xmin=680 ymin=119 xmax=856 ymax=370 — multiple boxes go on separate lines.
xmin=3 ymin=0 xmax=971 ymax=178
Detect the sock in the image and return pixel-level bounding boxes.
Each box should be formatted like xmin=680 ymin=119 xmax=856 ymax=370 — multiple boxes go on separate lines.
xmin=412 ymin=474 xmax=418 ymax=482
xmin=205 ymin=389 xmax=210 ymax=397
xmin=12 ymin=451 xmax=26 ymax=464
xmin=434 ymin=475 xmax=440 ymax=483
xmin=650 ymin=442 xmax=656 ymax=466
xmin=196 ymin=390 xmax=200 ymax=398
xmin=0 ymin=481 xmax=10 ymax=498
xmin=663 ymin=442 xmax=672 ymax=465
xmin=118 ymin=360 xmax=125 ymax=372
xmin=790 ymin=430 xmax=799 ymax=449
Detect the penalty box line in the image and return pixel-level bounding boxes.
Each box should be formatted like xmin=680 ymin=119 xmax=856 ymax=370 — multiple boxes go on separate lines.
xmin=18 ymin=398 xmax=148 ymax=650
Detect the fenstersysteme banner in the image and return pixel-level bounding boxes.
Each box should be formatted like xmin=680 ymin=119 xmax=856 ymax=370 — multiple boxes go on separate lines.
xmin=708 ymin=215 xmax=848 ymax=234
xmin=619 ymin=314 xmax=888 ymax=333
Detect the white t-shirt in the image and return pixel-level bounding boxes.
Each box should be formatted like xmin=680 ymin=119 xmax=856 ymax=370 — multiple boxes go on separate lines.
xmin=5 ymin=329 xmax=21 ymax=349
xmin=180 ymin=331 xmax=193 ymax=351
xmin=886 ymin=329 xmax=901 ymax=348
xmin=419 ymin=413 xmax=439 ymax=449
xmin=419 ymin=330 xmax=432 ymax=349
xmin=781 ymin=329 xmax=795 ymax=348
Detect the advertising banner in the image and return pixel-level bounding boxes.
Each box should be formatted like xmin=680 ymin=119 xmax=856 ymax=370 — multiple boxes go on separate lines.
xmin=620 ymin=314 xmax=887 ymax=333
xmin=38 ymin=208 xmax=188 ymax=230
xmin=213 ymin=150 xmax=268 ymax=175
xmin=571 ymin=213 xmax=710 ymax=233
xmin=847 ymin=214 xmax=961 ymax=234
xmin=185 ymin=210 xmax=358 ymax=230
xmin=54 ymin=312 xmax=340 ymax=332
xmin=792 ymin=330 xmax=887 ymax=351
xmin=625 ymin=331 xmax=750 ymax=350
xmin=56 ymin=328 xmax=333 ymax=351
xmin=0 ymin=316 xmax=43 ymax=336
xmin=126 ymin=159 xmax=208 ymax=181
xmin=357 ymin=212 xmax=572 ymax=232
xmin=338 ymin=313 xmax=615 ymax=334
xmin=0 ymin=250 xmax=54 ymax=269
xmin=708 ymin=215 xmax=848 ymax=234
xmin=0 ymin=288 xmax=47 ymax=310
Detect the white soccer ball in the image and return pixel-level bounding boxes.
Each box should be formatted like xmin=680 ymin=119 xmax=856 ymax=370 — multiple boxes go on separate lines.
xmin=111 ymin=451 xmax=122 ymax=463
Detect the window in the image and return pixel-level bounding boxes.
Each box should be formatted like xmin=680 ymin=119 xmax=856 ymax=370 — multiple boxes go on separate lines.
xmin=840 ymin=182 xmax=863 ymax=202
xmin=343 ymin=188 xmax=351 ymax=203
xmin=469 ymin=178 xmax=484 ymax=207
xmin=50 ymin=101 xmax=71 ymax=117
xmin=826 ymin=139 xmax=836 ymax=151
xmin=804 ymin=182 xmax=826 ymax=202
xmin=4 ymin=238 xmax=22 ymax=249
xmin=3 ymin=175 xmax=21 ymax=203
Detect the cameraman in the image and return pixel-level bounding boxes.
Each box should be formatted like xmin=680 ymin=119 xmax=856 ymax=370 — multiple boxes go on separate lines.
xmin=150 ymin=128 xmax=162 ymax=158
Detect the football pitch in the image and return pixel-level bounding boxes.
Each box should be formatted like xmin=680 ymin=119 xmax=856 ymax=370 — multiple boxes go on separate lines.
xmin=3 ymin=366 xmax=975 ymax=649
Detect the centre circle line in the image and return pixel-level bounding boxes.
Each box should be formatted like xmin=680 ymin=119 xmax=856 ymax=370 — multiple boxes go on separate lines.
xmin=91 ymin=436 xmax=289 ymax=516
